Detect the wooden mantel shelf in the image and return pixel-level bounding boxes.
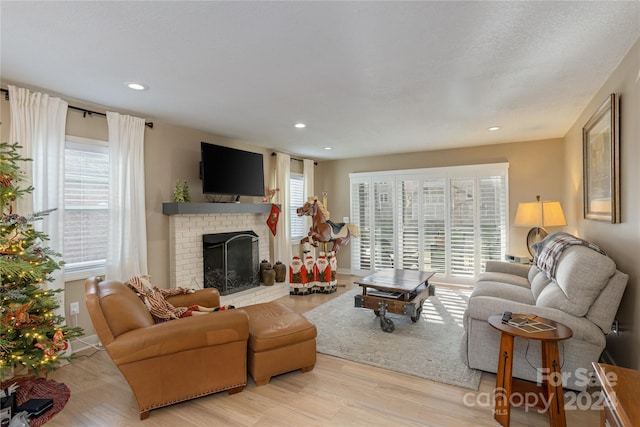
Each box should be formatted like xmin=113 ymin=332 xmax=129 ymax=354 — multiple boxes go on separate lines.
xmin=162 ymin=202 xmax=277 ymax=215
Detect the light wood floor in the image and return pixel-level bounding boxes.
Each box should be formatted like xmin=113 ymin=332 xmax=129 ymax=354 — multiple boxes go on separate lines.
xmin=44 ymin=281 xmax=601 ymax=426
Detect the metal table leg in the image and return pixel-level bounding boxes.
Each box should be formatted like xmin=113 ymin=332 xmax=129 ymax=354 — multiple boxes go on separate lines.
xmin=377 ymin=300 xmax=395 ymax=333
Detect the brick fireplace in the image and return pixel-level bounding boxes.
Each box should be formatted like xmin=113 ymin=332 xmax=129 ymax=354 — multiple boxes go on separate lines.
xmin=164 ymin=202 xmax=288 ymax=306
xmin=203 ymin=230 xmax=260 ymax=295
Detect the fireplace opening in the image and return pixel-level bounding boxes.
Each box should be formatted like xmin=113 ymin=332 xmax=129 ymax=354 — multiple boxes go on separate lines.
xmin=203 ymin=231 xmax=259 ymax=296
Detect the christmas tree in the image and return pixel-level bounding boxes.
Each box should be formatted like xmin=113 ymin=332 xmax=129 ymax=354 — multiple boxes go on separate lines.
xmin=1 ymin=142 xmax=83 ymax=376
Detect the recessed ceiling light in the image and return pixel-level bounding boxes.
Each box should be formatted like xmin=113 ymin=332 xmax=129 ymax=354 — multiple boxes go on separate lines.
xmin=126 ymin=82 xmax=146 ymax=91
xmin=489 ymin=126 xmax=501 ymax=131
xmin=324 ymin=146 xmax=333 ymax=150
xmin=294 ymin=123 xmax=306 ymax=129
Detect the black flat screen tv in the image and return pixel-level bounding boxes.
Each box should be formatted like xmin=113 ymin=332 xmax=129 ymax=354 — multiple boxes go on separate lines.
xmin=200 ymin=142 xmax=265 ymax=198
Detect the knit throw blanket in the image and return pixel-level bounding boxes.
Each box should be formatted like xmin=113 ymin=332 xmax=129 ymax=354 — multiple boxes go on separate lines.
xmin=533 ymin=232 xmax=606 ymax=279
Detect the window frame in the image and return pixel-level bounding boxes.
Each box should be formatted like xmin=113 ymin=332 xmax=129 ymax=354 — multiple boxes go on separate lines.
xmin=349 ymin=163 xmax=509 ymax=283
xmin=63 ymin=135 xmax=109 ymax=281
xmin=289 ymin=172 xmax=306 ymax=242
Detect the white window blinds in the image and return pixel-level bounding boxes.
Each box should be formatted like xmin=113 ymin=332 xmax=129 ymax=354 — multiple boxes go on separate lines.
xmin=350 ymin=179 xmax=371 ymax=270
xmin=397 ymin=178 xmax=420 ymax=270
xmin=449 ymin=178 xmax=476 ymax=277
xmin=289 ymin=173 xmax=305 ymax=241
xmin=422 ymin=178 xmax=446 ymax=274
xmin=63 ymin=137 xmax=109 ymax=279
xmin=349 ymin=163 xmax=508 ymax=279
xmin=374 ymin=179 xmax=395 ymax=270
xmin=479 ymin=175 xmax=507 ymax=267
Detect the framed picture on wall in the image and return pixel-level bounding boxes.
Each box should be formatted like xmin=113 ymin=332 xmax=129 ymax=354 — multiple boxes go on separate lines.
xmin=583 ymin=93 xmax=620 ymax=223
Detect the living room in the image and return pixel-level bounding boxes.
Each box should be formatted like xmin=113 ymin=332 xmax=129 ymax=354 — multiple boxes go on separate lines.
xmin=1 ymin=1 xmax=640 ymax=425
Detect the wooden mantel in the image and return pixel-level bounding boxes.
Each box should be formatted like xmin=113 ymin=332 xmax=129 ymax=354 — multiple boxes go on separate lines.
xmin=162 ymin=202 xmax=277 ymax=215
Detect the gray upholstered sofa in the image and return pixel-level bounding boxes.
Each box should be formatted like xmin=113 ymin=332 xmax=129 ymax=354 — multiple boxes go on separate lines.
xmin=462 ymin=234 xmax=628 ymax=391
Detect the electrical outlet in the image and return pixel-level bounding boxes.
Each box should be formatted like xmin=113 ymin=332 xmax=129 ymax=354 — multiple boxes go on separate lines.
xmin=70 ymin=301 xmax=80 ymax=316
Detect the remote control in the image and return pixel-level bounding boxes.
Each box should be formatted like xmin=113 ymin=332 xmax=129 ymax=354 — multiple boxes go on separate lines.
xmin=502 ymin=311 xmax=512 ymax=323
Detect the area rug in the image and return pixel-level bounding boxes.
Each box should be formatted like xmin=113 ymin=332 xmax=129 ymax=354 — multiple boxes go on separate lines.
xmin=304 ymin=286 xmax=482 ymax=390
xmin=1 ymin=376 xmax=70 ymax=426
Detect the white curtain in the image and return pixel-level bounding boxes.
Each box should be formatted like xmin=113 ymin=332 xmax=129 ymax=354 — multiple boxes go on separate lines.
xmin=106 ymin=112 xmax=148 ymax=280
xmin=302 ymin=159 xmax=315 ymax=234
xmin=8 ymin=85 xmax=68 ymax=300
xmin=272 ymin=153 xmax=291 ymax=264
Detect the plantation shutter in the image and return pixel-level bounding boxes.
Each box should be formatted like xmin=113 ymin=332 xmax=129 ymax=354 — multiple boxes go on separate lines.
xmin=423 ymin=178 xmax=446 ymax=274
xmin=449 ymin=178 xmax=476 ymax=277
xmin=397 ymin=178 xmax=420 ymax=270
xmin=479 ymin=175 xmax=507 ymax=268
xmin=373 ymin=179 xmax=394 ymax=270
xmin=349 ymin=163 xmax=508 ymax=280
xmin=350 ymin=178 xmax=371 ymax=271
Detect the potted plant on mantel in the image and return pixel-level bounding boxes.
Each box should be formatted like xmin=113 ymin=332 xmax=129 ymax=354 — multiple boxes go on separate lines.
xmin=0 ymin=142 xmax=82 ymax=379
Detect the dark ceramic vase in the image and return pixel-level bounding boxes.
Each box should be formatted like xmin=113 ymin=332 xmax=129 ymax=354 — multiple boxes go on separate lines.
xmin=263 ymin=268 xmax=276 ymax=286
xmin=259 ymin=259 xmax=271 ymax=283
xmin=273 ymin=261 xmax=286 ymax=282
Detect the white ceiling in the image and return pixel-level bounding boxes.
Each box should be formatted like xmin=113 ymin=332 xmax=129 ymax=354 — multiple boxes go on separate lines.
xmin=1 ymin=1 xmax=639 ymax=160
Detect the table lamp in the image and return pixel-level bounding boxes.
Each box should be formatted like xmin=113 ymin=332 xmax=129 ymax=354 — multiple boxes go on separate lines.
xmin=514 ymin=195 xmax=567 ymax=257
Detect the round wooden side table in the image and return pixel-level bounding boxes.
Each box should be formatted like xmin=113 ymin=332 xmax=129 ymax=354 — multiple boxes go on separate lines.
xmin=488 ymin=314 xmax=573 ymax=427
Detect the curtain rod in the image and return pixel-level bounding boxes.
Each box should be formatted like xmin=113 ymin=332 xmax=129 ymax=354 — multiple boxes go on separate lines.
xmin=271 ymin=152 xmax=317 ymax=165
xmin=1 ymin=88 xmax=154 ymax=128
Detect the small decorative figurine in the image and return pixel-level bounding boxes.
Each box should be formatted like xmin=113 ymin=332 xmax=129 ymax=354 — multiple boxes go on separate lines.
xmin=263 ymin=187 xmax=279 ymax=203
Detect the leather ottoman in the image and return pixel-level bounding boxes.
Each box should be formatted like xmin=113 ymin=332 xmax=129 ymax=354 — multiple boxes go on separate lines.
xmin=241 ymin=301 xmax=317 ymax=385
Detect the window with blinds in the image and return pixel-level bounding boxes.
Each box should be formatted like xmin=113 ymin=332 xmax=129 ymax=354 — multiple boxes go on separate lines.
xmin=63 ymin=137 xmax=109 ymax=280
xmin=423 ymin=178 xmax=446 ymax=274
xmin=290 ymin=173 xmax=305 ymax=241
xmin=449 ymin=178 xmax=476 ymax=277
xmin=398 ymin=179 xmax=420 ymax=270
xmin=349 ymin=164 xmax=508 ymax=279
xmin=351 ymin=179 xmax=371 ymax=270
xmin=373 ymin=180 xmax=395 ymax=270
xmin=479 ymin=175 xmax=507 ymax=267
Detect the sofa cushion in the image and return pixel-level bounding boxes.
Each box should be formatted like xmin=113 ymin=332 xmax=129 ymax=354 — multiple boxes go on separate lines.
xmin=536 ymin=246 xmax=616 ymax=317
xmin=484 ymin=261 xmax=531 ymax=278
xmin=529 ymin=267 xmax=552 ymax=300
xmin=471 ymin=281 xmax=535 ymax=305
xmin=476 ymin=271 xmax=530 ymax=289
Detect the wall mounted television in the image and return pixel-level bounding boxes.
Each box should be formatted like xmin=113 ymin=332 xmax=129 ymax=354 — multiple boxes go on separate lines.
xmin=200 ymin=142 xmax=265 ymax=199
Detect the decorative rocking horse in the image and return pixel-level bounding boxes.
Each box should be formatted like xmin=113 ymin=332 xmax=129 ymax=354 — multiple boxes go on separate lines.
xmin=296 ymin=196 xmax=359 ymax=254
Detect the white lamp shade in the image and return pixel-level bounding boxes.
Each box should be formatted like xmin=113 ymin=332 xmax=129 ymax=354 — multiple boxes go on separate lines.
xmin=514 ymin=200 xmax=567 ymax=227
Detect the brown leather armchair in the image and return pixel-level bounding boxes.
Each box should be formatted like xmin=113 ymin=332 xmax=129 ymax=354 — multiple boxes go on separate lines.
xmin=84 ymin=277 xmax=249 ymax=419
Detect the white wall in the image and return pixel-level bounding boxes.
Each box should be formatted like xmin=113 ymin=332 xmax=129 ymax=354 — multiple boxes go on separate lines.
xmin=563 ymin=37 xmax=640 ymax=369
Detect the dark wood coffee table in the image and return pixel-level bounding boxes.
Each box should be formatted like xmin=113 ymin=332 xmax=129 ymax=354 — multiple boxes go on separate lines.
xmin=354 ymin=270 xmax=435 ymax=333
